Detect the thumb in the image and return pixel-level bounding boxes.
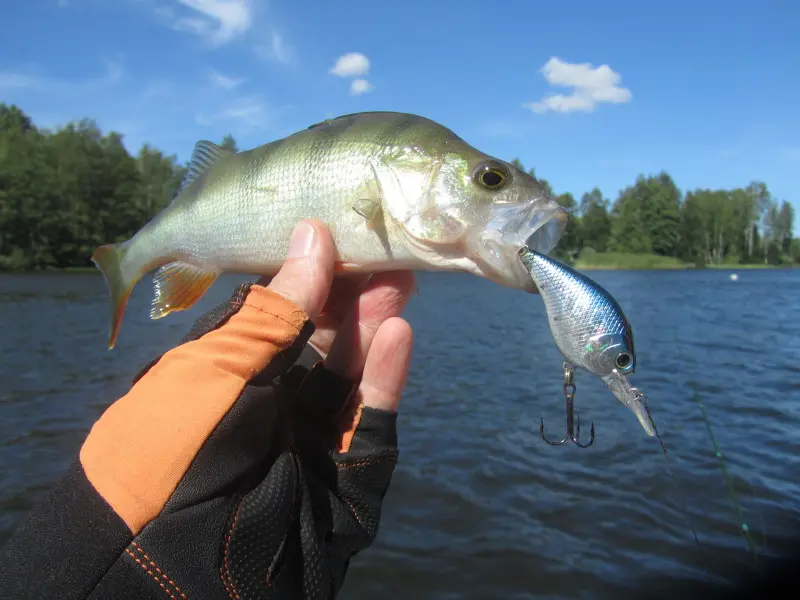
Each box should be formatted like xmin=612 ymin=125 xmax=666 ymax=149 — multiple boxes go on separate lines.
xmin=264 ymin=220 xmax=336 ymax=322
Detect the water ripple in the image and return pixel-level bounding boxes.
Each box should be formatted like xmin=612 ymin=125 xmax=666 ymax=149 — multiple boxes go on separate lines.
xmin=2 ymin=268 xmax=800 ymax=598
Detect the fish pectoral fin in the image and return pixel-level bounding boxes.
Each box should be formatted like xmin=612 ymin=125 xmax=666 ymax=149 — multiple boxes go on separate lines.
xmin=176 ymin=141 xmax=235 ymax=195
xmin=150 ymin=261 xmax=220 ymax=320
xmin=352 ymin=197 xmax=382 ymax=222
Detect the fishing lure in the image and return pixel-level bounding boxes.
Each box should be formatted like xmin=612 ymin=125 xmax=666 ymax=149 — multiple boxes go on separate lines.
xmin=518 ymin=245 xmax=708 ymax=549
xmin=517 ymin=245 xmax=655 ymax=445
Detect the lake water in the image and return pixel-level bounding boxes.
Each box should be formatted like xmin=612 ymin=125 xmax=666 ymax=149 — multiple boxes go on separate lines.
xmin=1 ymin=268 xmax=799 ymax=598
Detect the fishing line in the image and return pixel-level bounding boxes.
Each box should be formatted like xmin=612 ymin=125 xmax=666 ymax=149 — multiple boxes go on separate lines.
xmin=691 ymin=387 xmax=761 ymax=564
xmin=655 ymin=314 xmax=762 ymax=566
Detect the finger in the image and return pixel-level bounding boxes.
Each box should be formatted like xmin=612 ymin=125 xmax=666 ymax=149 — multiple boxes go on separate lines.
xmin=262 ymin=220 xmax=336 ymax=322
xmin=308 ymin=274 xmax=371 ymax=358
xmin=356 ymin=317 xmax=413 ymax=412
xmin=323 ymin=271 xmax=416 ymax=380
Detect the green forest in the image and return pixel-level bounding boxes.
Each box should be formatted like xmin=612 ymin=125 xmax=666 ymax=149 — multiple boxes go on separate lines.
xmin=0 ymin=102 xmax=796 ymax=271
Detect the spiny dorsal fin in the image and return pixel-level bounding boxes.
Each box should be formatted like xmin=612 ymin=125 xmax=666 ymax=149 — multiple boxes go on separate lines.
xmin=177 ymin=141 xmax=233 ymax=195
xmin=150 ymin=261 xmax=219 ymax=320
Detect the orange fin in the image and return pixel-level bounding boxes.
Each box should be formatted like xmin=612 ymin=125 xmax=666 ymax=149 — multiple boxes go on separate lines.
xmin=91 ymin=243 xmax=136 ymax=351
xmin=150 ymin=261 xmax=219 ymax=320
xmin=334 ymin=261 xmax=364 ymax=272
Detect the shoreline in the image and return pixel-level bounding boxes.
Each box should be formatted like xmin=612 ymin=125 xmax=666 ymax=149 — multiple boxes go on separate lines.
xmin=1 ymin=264 xmax=794 ymax=275
xmin=574 ymin=263 xmax=787 ymax=271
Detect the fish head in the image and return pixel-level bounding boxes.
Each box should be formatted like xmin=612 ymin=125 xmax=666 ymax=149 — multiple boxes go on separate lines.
xmin=583 ymin=331 xmax=636 ymax=377
xmin=381 ymin=142 xmax=568 ymax=290
xmin=459 ymin=158 xmax=569 ymax=290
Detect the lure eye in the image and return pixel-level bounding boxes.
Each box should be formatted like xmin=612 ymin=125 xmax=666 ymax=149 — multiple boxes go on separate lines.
xmin=615 ymin=352 xmax=633 ymax=370
xmin=474 ymin=163 xmax=509 ymax=190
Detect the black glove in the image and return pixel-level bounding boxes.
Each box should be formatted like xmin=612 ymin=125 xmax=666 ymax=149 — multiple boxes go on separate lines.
xmin=1 ymin=221 xmax=416 ymax=600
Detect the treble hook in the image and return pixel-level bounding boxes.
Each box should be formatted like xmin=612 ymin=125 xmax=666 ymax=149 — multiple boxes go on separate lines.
xmin=539 ymin=361 xmax=595 ymax=448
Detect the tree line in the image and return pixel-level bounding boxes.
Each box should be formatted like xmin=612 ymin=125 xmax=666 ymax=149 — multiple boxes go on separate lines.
xmin=510 ymin=160 xmax=796 ymax=267
xmin=0 ymin=102 xmax=796 ymax=270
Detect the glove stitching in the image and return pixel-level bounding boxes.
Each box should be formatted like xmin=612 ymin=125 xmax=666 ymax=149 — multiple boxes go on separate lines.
xmin=219 ymin=496 xmax=244 ymax=600
xmin=335 ymin=452 xmax=398 ymax=470
xmin=124 ymin=548 xmax=184 ymax=600
xmin=341 ymin=496 xmax=367 ymax=531
xmin=335 ymin=458 xmax=382 ymax=470
xmin=129 ymin=542 xmax=189 ymax=600
xmin=242 ymin=301 xmax=306 ymax=333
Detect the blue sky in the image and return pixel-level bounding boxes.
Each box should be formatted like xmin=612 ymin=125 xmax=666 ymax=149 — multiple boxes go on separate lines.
xmin=3 ymin=0 xmax=799 ymax=230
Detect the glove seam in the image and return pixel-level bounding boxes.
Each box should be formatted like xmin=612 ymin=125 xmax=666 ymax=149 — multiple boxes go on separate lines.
xmin=219 ymin=496 xmax=244 ymax=600
xmin=130 ymin=541 xmax=188 ymax=599
xmin=124 ymin=544 xmax=188 ymax=600
xmin=242 ymin=300 xmax=306 ymax=334
xmin=340 ymin=496 xmax=367 ymax=531
xmin=335 ymin=456 xmax=393 ymax=470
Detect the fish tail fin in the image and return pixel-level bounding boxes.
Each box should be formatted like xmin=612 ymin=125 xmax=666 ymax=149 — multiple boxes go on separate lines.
xmin=91 ymin=243 xmax=140 ymax=351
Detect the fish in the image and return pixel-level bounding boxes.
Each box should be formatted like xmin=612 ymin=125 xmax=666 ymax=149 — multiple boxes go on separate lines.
xmin=516 ymin=245 xmax=655 ymax=437
xmin=92 ymin=111 xmax=568 ymax=349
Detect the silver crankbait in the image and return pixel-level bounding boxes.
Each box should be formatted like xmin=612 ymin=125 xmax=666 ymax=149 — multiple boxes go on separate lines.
xmin=518 ymin=245 xmax=656 ymax=447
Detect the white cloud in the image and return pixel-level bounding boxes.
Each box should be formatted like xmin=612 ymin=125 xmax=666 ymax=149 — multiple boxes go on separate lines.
xmin=523 ymin=57 xmax=632 ymax=114
xmin=254 ymin=31 xmax=292 ymax=65
xmin=329 ymin=52 xmax=370 ymax=78
xmin=0 ymin=72 xmax=40 ymax=90
xmin=350 ymin=79 xmax=373 ymax=96
xmin=195 ymin=94 xmax=291 ymax=130
xmin=208 ymin=68 xmax=245 ymax=89
xmin=0 ymin=60 xmax=123 ymax=95
xmin=170 ymin=0 xmax=253 ymax=45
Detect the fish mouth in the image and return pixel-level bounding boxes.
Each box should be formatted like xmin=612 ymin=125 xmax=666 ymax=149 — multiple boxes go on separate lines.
xmin=601 ymin=370 xmax=656 ymax=436
xmin=468 ymin=196 xmax=568 ymax=290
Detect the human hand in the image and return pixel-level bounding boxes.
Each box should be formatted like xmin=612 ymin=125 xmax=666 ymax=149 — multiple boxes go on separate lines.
xmin=258 ymin=218 xmax=416 ymax=414
xmin=0 ymin=220 xmax=416 ymax=600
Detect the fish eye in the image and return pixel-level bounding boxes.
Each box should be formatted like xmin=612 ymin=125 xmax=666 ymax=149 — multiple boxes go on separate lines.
xmin=615 ymin=352 xmax=632 ymax=370
xmin=474 ymin=163 xmax=509 ymax=190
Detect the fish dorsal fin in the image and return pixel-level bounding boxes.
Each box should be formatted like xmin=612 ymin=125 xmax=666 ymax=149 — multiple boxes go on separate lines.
xmin=177 ymin=141 xmax=233 ymax=195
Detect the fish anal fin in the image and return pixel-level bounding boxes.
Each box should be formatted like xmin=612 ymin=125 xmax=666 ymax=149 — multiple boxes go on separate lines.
xmin=151 ymin=261 xmax=219 ymax=320
xmin=176 ymin=140 xmax=234 ymax=195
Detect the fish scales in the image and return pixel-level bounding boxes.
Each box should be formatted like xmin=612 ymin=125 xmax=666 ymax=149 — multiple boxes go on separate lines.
xmin=141 ymin=114 xmax=427 ymax=273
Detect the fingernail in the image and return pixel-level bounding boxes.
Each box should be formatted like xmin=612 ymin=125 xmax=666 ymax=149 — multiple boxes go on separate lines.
xmin=287 ymin=221 xmax=316 ymax=259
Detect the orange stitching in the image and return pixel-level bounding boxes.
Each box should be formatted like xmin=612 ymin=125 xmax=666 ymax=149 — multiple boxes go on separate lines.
xmin=342 ymin=496 xmax=366 ymax=530
xmin=242 ymin=301 xmax=305 ymax=331
xmin=220 ymin=499 xmax=244 ymax=600
xmin=125 ymin=548 xmax=179 ymax=600
xmin=219 ymin=567 xmax=236 ymax=600
xmin=336 ymin=458 xmax=383 ymax=470
xmin=130 ymin=542 xmax=188 ymax=600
